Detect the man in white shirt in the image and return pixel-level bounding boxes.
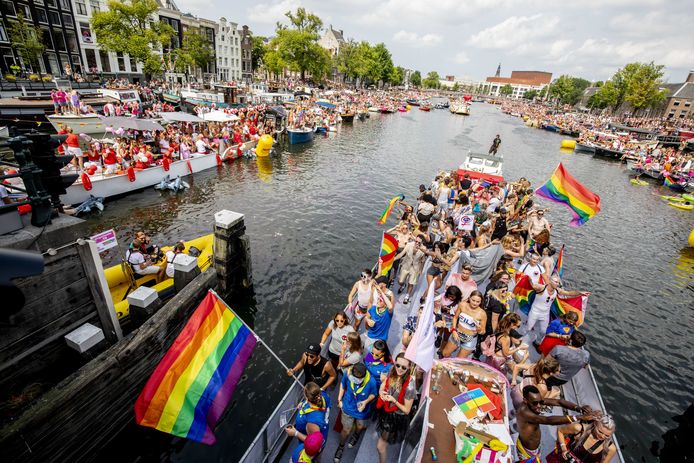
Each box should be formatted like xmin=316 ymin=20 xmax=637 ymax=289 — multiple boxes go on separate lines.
xmin=165 ymin=242 xmax=186 ymax=278
xmin=194 ymin=135 xmax=210 ymax=155
xmin=127 ymin=239 xmax=165 ymax=282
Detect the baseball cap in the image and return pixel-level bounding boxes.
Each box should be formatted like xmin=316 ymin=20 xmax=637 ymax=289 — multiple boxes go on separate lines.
xmin=304 ymin=432 xmax=325 ymax=456
xmin=305 ymin=343 xmax=321 ymax=355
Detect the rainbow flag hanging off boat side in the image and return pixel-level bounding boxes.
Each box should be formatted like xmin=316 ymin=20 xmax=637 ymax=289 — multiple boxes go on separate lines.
xmin=535 ymin=163 xmax=601 ymax=227
xmin=134 ymin=291 xmax=257 ymax=444
xmin=378 ymin=194 xmax=405 ymax=224
xmin=378 ymin=232 xmax=399 ymax=275
xmin=553 ymin=244 xmax=565 ymax=278
xmin=513 ymin=273 xmax=587 ymax=326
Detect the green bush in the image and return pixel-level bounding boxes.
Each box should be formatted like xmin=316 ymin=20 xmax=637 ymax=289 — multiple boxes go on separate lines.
xmin=42 ymin=75 xmax=53 ymax=82
xmin=4 ymin=74 xmax=17 ymax=81
xmin=29 ymin=74 xmax=40 ymax=81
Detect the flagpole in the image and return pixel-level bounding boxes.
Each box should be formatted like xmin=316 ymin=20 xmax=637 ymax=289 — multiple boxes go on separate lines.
xmin=552 ymin=244 xmax=564 ymax=276
xmin=376 ymin=231 xmax=385 ymax=276
xmin=210 ymin=289 xmax=304 ymax=388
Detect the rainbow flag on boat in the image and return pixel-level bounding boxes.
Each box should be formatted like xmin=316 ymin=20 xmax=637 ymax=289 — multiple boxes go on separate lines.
xmin=513 ymin=273 xmax=587 ymax=326
xmin=535 ymin=163 xmax=601 ymax=227
xmin=378 ymin=194 xmax=404 ymax=224
xmin=378 ymin=231 xmax=399 ymax=275
xmin=553 ymin=244 xmax=565 ymax=278
xmin=134 ymin=291 xmax=256 ymax=444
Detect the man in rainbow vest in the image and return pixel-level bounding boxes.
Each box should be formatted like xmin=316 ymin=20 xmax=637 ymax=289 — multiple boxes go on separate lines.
xmin=334 ymin=363 xmax=377 ymax=462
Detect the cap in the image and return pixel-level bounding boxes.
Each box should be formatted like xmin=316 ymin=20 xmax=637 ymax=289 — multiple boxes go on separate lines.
xmin=304 ymin=432 xmax=325 ymax=456
xmin=305 ymin=344 xmax=321 ymax=355
xmin=375 ymin=276 xmax=388 ymax=285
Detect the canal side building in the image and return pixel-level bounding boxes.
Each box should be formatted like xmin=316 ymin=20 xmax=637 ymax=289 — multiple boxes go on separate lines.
xmin=482 ymin=70 xmax=552 ymax=99
xmin=216 ymin=17 xmax=242 ymax=82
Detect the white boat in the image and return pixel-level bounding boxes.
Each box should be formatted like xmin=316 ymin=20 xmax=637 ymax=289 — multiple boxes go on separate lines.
xmin=61 ymin=140 xmax=257 ymax=206
xmin=47 ymin=114 xmax=106 ymax=135
xmin=456 ymin=104 xmax=471 ymax=115
xmin=458 ymin=151 xmax=504 ymax=183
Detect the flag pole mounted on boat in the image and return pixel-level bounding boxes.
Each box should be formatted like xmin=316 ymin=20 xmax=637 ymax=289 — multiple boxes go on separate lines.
xmin=209 ymin=289 xmax=304 ymax=388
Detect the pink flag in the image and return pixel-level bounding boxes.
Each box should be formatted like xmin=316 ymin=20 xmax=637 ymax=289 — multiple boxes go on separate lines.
xmin=405 ymin=281 xmax=437 ymax=372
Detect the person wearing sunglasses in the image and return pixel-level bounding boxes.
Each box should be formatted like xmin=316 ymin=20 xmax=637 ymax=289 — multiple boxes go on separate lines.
xmin=347 ymin=269 xmax=374 ymax=330
xmin=441 ymin=290 xmax=487 ymax=359
xmin=320 ymin=311 xmax=355 ymax=369
xmin=286 ymin=343 xmax=337 ymax=391
xmin=375 ymin=354 xmax=416 ymax=463
xmin=334 ymin=363 xmax=377 ymax=462
xmin=516 ymin=385 xmax=595 ymax=461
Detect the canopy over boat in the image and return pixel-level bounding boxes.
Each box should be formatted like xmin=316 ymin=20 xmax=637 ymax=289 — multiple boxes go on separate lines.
xmin=158 ymin=111 xmax=203 ymax=123
xmin=101 ymin=116 xmax=164 ymax=132
xmin=201 ymin=110 xmax=239 ymax=122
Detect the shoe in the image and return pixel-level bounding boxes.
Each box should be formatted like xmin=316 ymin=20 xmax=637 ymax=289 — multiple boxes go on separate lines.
xmin=403 ymin=295 xmax=410 ymax=304
xmin=532 ymin=341 xmax=541 ymax=353
xmin=334 ymin=444 xmax=344 ymax=462
xmin=348 ymin=431 xmax=360 ymax=448
xmin=397 ymin=286 xmax=404 ymax=294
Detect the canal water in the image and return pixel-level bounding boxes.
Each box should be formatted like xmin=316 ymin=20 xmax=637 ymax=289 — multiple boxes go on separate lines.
xmin=85 ymin=103 xmax=693 ymax=462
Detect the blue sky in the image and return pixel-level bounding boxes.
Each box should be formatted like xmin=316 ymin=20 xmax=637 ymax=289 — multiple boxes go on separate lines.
xmin=177 ymin=0 xmax=694 ymax=83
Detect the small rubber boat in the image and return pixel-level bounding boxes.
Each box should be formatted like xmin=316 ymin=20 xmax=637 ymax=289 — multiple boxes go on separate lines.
xmin=682 ymin=193 xmax=694 ymax=202
xmin=630 ymin=178 xmax=649 ymax=186
xmin=668 ymin=202 xmax=693 ymax=210
xmin=418 ymin=106 xmax=431 ymax=112
xmin=661 ymin=195 xmax=685 ymax=202
xmin=340 ymin=113 xmax=355 ymax=123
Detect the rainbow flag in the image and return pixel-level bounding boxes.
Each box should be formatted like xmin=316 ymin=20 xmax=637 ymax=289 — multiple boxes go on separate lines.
xmin=553 ymin=244 xmax=565 ymax=278
xmin=377 ymin=194 xmax=404 ymax=224
xmin=134 ymin=291 xmax=257 ymax=444
xmin=513 ymin=273 xmax=536 ymax=314
xmin=552 ymin=293 xmax=587 ymax=326
xmin=378 ymin=231 xmax=399 ymax=275
xmin=515 ymin=456 xmax=540 ymax=463
xmin=535 ymin=163 xmax=601 ymax=227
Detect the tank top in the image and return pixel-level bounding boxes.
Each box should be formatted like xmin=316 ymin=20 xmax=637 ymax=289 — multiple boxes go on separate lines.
xmin=458 ymin=311 xmax=478 ymax=332
xmin=303 ymin=357 xmax=328 ymax=387
xmin=531 ymin=285 xmax=557 ymax=315
xmin=357 ymin=282 xmax=371 ymax=308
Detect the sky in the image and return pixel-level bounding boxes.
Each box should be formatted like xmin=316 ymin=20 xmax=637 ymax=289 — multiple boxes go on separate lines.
xmin=176 ymin=0 xmax=694 ymax=83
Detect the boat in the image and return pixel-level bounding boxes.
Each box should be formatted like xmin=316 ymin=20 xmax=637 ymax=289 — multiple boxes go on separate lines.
xmin=630 ymin=178 xmax=649 ymax=186
xmin=683 ymin=193 xmax=694 ymax=202
xmin=340 ymin=113 xmax=355 ymax=123
xmin=380 ymin=106 xmax=396 ymax=114
xmin=668 ymin=202 xmax=693 ymax=210
xmin=105 ymin=234 xmax=214 ymax=319
xmin=405 ymin=98 xmax=420 ymax=106
xmin=47 ymin=114 xmax=107 ymax=135
xmin=398 ymin=106 xmax=407 ymax=112
xmin=314 ymin=126 xmax=328 ymax=134
xmin=61 ymin=140 xmax=257 ymax=206
xmin=287 ymin=127 xmax=315 ymax=145
xmin=593 ymin=145 xmax=623 ymax=160
xmin=368 ymin=106 xmax=380 ymax=112
xmin=357 ymin=112 xmax=368 ymax=121
xmin=541 ymin=123 xmax=561 ymax=133
xmin=661 ymin=195 xmax=685 ymax=202
xmin=457 ymin=151 xmax=504 ymax=183
xmin=418 ymin=106 xmax=431 ymax=112
xmin=455 ymin=104 xmax=471 ymax=115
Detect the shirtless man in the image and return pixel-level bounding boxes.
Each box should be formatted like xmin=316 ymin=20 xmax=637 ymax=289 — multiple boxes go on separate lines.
xmin=527 ymin=209 xmax=551 ymax=241
xmin=516 ymin=385 xmax=595 ymax=459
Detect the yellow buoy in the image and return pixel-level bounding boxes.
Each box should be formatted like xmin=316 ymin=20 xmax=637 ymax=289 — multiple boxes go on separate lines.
xmin=561 ymin=139 xmax=576 ymax=150
xmin=406 ymin=105 xmax=411 ymax=111
xmin=255 ymin=134 xmax=274 ymax=157
xmin=689 ymin=228 xmax=694 ymax=247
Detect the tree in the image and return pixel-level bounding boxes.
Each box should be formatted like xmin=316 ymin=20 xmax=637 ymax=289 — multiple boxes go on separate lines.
xmin=390 ymin=66 xmax=404 ymax=86
xmin=499 ymin=84 xmax=513 ymax=96
xmin=549 ymin=75 xmax=591 ymax=105
xmin=91 ymin=0 xmax=173 ymax=75
xmin=175 ymin=28 xmax=214 ymax=76
xmin=523 ymin=89 xmax=539 ymax=100
xmin=8 ymin=12 xmax=45 ymax=75
xmin=269 ymin=8 xmax=330 ymax=80
xmin=334 ymin=39 xmax=359 ymax=82
xmin=371 ymin=42 xmax=394 ymax=86
xmin=622 ymin=62 xmax=667 ymax=112
xmin=423 ymin=71 xmax=440 ymax=89
xmin=251 ymin=35 xmax=267 ymax=71
xmin=410 ymin=70 xmax=422 ymax=87
xmin=452 ymin=82 xmax=460 ymax=92
xmin=283 ymin=7 xmax=322 ymax=33
xmin=588 ymin=80 xmax=618 ymax=109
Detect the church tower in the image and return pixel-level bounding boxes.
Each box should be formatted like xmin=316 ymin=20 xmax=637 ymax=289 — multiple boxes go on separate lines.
xmin=495 ymin=63 xmax=501 ymax=77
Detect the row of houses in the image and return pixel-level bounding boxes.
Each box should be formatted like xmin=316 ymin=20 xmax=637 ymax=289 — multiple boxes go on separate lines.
xmin=0 ymin=0 xmax=252 ymax=83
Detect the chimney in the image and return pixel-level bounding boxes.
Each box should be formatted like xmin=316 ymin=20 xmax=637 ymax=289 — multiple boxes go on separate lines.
xmin=687 ymin=70 xmax=694 ymax=83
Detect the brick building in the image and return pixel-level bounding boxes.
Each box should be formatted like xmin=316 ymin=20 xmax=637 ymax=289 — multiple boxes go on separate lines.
xmin=482 ymin=70 xmax=552 ymax=99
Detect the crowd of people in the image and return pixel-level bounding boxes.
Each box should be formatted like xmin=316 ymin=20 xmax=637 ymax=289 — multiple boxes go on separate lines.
xmin=280 ymin=165 xmax=617 ymax=463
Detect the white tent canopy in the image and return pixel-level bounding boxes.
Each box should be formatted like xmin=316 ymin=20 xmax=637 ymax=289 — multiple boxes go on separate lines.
xmin=201 ymin=110 xmax=240 ymax=122
xmin=159 ymin=111 xmax=203 ymax=123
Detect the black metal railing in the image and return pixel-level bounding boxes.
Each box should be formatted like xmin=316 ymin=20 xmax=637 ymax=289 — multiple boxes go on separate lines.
xmin=0 ymin=80 xmax=103 ymax=92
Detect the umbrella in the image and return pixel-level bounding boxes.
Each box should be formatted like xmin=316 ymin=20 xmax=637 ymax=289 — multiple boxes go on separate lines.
xmin=315 ymin=101 xmax=336 ymax=109
xmin=158 ymin=111 xmax=203 ymax=123
xmin=101 ymin=117 xmax=165 ymax=132
xmin=202 ymin=111 xmax=240 ymax=122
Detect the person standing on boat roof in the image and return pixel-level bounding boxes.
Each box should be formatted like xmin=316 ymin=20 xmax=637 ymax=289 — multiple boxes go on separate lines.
xmin=334 ymin=363 xmax=378 ymax=463
xmin=516 ymin=385 xmax=595 ymax=460
xmin=287 ymin=343 xmax=337 ymax=391
xmin=347 ymin=269 xmax=374 ymax=330
xmin=489 ymin=134 xmax=501 ymax=155
xmin=285 ymin=382 xmax=331 ymax=457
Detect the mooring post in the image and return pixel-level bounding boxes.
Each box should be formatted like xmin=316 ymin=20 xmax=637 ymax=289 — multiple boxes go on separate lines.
xmin=174 ymin=254 xmax=201 ymax=293
xmin=213 ymin=210 xmax=253 ymax=297
xmin=127 ymin=286 xmax=163 ymax=328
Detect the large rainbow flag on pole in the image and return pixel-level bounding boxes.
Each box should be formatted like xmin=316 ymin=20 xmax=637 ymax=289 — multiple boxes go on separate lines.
xmin=378 ymin=231 xmax=399 ymax=276
xmin=535 ymin=163 xmax=601 ymax=227
xmin=134 ymin=291 xmax=257 ymax=444
xmin=377 ymin=194 xmax=405 ymax=224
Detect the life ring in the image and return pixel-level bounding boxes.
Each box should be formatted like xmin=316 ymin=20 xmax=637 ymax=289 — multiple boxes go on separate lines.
xmin=187 ymin=160 xmax=193 ymax=174
xmin=81 ymin=172 xmax=93 ymax=190
xmin=127 ymin=166 xmax=136 ymax=182
xmin=162 ymin=157 xmax=170 ymax=171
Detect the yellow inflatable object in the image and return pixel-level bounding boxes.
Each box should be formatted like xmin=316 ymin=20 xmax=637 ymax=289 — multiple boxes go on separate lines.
xmin=255 ymin=134 xmax=274 ymax=157
xmin=256 ymin=156 xmax=273 ymax=183
xmin=561 ymin=139 xmax=576 ymax=150
xmin=630 ymin=179 xmax=649 ymax=186
xmin=105 ymin=234 xmax=214 ymax=319
xmin=668 ymin=202 xmax=693 ymax=210
xmin=689 ymin=229 xmax=694 ymax=247
xmin=406 ymin=105 xmax=411 ymax=110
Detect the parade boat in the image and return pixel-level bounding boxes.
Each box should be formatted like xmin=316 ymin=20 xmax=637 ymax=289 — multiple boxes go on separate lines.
xmin=458 ymin=152 xmax=504 ymax=183
xmin=0 ymin=95 xmax=118 ymax=131
xmin=47 ymin=113 xmax=107 ymax=135
xmin=575 ymin=142 xmax=596 ymax=154
xmin=406 ymin=99 xmax=421 ymax=106
xmin=453 ymin=104 xmax=471 ymax=116
xmin=418 ymin=105 xmax=431 ymax=112
xmin=60 ymin=139 xmax=257 ymax=206
xmin=340 ymin=113 xmax=355 ymax=123
xmin=287 ymin=127 xmax=315 ymax=144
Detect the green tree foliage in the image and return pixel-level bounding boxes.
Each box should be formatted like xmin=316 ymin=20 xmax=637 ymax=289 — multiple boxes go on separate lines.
xmin=390 ymin=66 xmax=404 ymax=86
xmin=251 ymin=36 xmax=267 ymax=71
xmin=423 ymin=71 xmax=440 ymax=89
xmin=174 ymin=28 xmax=214 ymax=74
xmin=550 ymin=75 xmax=591 ymax=105
xmin=371 ymin=42 xmax=394 ymax=85
xmin=588 ymin=80 xmax=618 ymax=109
xmin=591 ymin=62 xmax=667 ymax=112
xmin=8 ymin=12 xmax=45 ymax=74
xmin=410 ymin=70 xmax=422 ymax=87
xmin=523 ymin=89 xmax=539 ymax=100
xmin=499 ymin=84 xmax=513 ymax=96
xmin=334 ymin=39 xmax=359 ymax=81
xmin=451 ymin=82 xmax=460 ymax=92
xmin=91 ymin=0 xmax=173 ymax=74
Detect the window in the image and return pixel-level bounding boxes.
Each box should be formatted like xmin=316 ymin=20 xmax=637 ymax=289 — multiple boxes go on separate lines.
xmin=37 ymin=8 xmax=48 ymax=23
xmin=62 ymin=13 xmax=73 ymax=27
xmin=41 ymin=27 xmax=53 ymax=48
xmin=75 ymin=1 xmax=87 ymax=15
xmin=685 ymin=102 xmax=691 ymax=107
xmin=90 ymin=0 xmax=100 ymax=13
xmin=52 ymin=30 xmax=66 ymax=51
xmin=19 ymin=3 xmax=31 ymax=19
xmin=0 ymin=24 xmax=7 ymax=42
xmin=59 ymin=0 xmax=70 ymax=8
xmin=65 ymin=31 xmax=78 ymax=53
xmin=36 ymin=0 xmax=45 ymax=4
xmin=99 ymin=50 xmax=110 ymax=72
xmin=49 ymin=10 xmax=61 ymax=25
xmin=85 ymin=48 xmax=97 ymax=71
xmin=1 ymin=1 xmax=16 ymax=16
xmin=80 ymin=22 xmax=93 ymax=43
xmin=117 ymin=52 xmax=125 ymax=72
xmin=47 ymin=53 xmax=60 ymax=74
xmin=130 ymin=57 xmax=137 ymax=72
xmin=46 ymin=0 xmax=57 ymax=6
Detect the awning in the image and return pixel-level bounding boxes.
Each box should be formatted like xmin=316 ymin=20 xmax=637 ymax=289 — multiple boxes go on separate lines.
xmin=158 ymin=111 xmax=203 ymax=123
xmin=201 ymin=110 xmax=239 ymax=122
xmin=101 ymin=117 xmax=165 ymax=132
xmin=315 ymin=101 xmax=336 ymax=109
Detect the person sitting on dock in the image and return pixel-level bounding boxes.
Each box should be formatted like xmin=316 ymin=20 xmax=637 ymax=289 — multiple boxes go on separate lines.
xmin=126 ymin=239 xmax=166 ymax=283
xmin=516 ymin=385 xmax=595 ymax=460
xmin=286 ymin=343 xmax=337 ymax=391
xmin=334 ymin=362 xmax=378 ymax=462
xmin=285 ymin=382 xmax=331 ymax=458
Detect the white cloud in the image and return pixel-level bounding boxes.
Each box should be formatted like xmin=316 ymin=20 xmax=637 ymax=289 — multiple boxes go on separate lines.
xmin=468 ymin=14 xmax=560 ymax=49
xmin=359 ymin=0 xmax=508 ymax=26
xmin=247 ymin=0 xmax=301 ymax=25
xmin=453 ymin=52 xmax=470 ymax=64
xmin=393 ymin=30 xmax=442 ymax=47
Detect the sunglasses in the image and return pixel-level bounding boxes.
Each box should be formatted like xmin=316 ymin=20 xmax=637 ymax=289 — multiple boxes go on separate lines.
xmin=361 ymin=274 xmax=370 ymax=279
xmin=335 ymin=319 xmax=346 ymax=324
xmin=306 ymin=353 xmax=317 ymax=359
xmin=395 ymin=364 xmax=409 ymax=370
